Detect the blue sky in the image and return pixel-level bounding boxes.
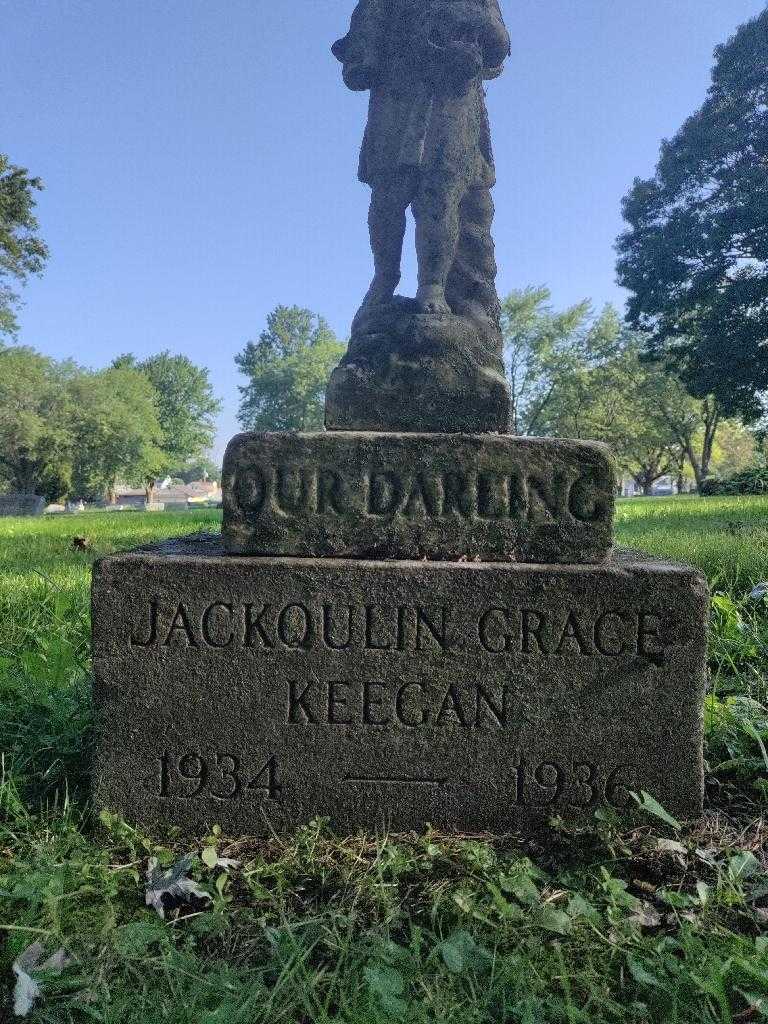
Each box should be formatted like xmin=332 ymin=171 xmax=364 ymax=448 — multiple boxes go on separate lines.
xmin=3 ymin=0 xmax=766 ymax=460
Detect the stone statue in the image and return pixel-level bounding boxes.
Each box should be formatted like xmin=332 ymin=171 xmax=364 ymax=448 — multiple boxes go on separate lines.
xmin=333 ymin=0 xmax=509 ymax=324
xmin=326 ymin=0 xmax=513 ymax=433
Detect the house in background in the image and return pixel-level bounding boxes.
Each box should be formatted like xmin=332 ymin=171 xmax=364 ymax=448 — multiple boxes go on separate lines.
xmin=110 ymin=479 xmax=221 ymax=510
xmin=620 ymin=475 xmax=686 ymax=498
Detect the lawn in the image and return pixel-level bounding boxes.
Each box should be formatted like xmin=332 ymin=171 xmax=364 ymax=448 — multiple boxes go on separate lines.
xmin=0 ymin=498 xmax=767 ymax=1022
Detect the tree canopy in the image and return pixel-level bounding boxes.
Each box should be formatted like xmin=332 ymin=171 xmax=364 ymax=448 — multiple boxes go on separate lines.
xmin=616 ymin=10 xmax=768 ymax=421
xmin=0 ymin=154 xmax=49 ymax=338
xmin=501 ymin=289 xmax=745 ymax=493
xmin=235 ymin=306 xmax=346 ymax=431
xmin=0 ymin=345 xmax=218 ymax=502
xmin=113 ymin=352 xmax=221 ymax=492
xmin=0 ymin=346 xmax=74 ymax=499
xmin=67 ymin=367 xmax=165 ymax=502
xmin=501 ymin=287 xmax=592 ymax=436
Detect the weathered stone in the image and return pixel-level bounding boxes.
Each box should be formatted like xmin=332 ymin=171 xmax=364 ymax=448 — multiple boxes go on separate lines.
xmin=92 ymin=535 xmax=708 ymax=835
xmin=329 ymin=0 xmax=512 ymax=432
xmin=0 ymin=493 xmax=45 ymax=517
xmin=325 ymin=303 xmax=510 ymax=433
xmin=222 ymin=432 xmax=616 ymax=563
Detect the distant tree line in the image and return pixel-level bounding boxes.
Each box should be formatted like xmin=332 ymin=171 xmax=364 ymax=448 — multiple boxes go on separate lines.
xmin=501 ymin=287 xmax=758 ymax=494
xmin=0 ymin=344 xmax=220 ymax=502
xmin=0 ymin=152 xmax=221 ymax=502
xmin=235 ymin=306 xmax=346 ymax=432
xmin=230 ymin=294 xmax=760 ymax=496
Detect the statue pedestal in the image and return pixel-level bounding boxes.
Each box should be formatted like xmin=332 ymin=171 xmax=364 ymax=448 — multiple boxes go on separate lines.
xmin=221 ymin=431 xmax=616 ymax=564
xmin=325 ymin=306 xmax=511 ymax=433
xmin=92 ymin=539 xmax=708 ymax=835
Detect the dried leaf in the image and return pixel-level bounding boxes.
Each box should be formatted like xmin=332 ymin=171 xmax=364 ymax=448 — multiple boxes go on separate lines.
xmin=656 ymin=838 xmax=687 ymax=856
xmin=696 ymin=846 xmax=719 ymax=867
xmin=12 ymin=942 xmax=72 ymax=1017
xmin=628 ymin=902 xmax=662 ymax=929
xmin=201 ymin=847 xmax=218 ymax=869
xmin=145 ymin=854 xmax=211 ymax=918
xmin=202 ymin=848 xmax=241 ymax=872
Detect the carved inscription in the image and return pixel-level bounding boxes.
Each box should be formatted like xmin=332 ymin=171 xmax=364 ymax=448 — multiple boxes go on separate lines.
xmin=130 ymin=599 xmax=671 ymax=663
xmin=342 ymin=759 xmax=637 ymax=809
xmin=93 ymin=541 xmax=707 ymax=831
xmin=148 ymin=751 xmax=636 ymax=811
xmin=286 ymin=679 xmax=526 ymax=728
xmin=511 ymin=758 xmax=637 ymax=808
xmin=153 ymin=750 xmax=282 ymax=802
xmin=235 ymin=464 xmax=609 ymax=525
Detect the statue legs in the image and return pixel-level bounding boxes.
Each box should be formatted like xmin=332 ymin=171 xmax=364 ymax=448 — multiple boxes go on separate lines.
xmin=358 ymin=171 xmax=485 ymax=321
xmin=413 ymin=172 xmax=463 ymax=315
xmin=359 ymin=171 xmax=416 ymax=316
xmin=445 ymin=185 xmax=500 ymax=326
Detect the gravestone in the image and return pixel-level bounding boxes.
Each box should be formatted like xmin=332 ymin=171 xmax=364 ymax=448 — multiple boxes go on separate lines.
xmin=93 ymin=538 xmax=708 ymax=832
xmin=0 ymin=493 xmax=45 ymax=517
xmin=92 ymin=0 xmax=709 ymax=834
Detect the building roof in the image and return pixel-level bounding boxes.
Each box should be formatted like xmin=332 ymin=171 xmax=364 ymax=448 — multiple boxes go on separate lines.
xmin=115 ymin=480 xmax=220 ymax=501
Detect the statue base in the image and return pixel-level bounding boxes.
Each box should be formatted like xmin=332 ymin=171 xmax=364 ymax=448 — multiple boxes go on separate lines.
xmin=325 ymin=302 xmax=511 ymax=433
xmin=221 ymin=431 xmax=616 ymax=564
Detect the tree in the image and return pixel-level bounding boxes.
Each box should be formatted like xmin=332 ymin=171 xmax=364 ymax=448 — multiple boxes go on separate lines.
xmin=709 ymin=419 xmax=758 ymax=477
xmin=0 ymin=155 xmax=49 ymax=338
xmin=652 ymin=386 xmax=723 ymax=491
xmin=535 ymin=326 xmax=683 ymax=495
xmin=113 ymin=352 xmax=221 ymax=497
xmin=616 ymin=10 xmax=768 ymax=422
xmin=613 ymin=358 xmax=697 ymax=496
xmin=501 ymin=288 xmax=592 ymax=435
xmin=502 ymin=287 xmax=739 ymax=492
xmin=67 ymin=367 xmax=165 ymax=502
xmin=235 ymin=306 xmax=346 ymax=431
xmin=0 ymin=346 xmax=73 ymax=499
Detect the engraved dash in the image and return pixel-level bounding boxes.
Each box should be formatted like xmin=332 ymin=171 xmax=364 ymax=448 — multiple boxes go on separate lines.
xmin=344 ymin=774 xmax=447 ymax=787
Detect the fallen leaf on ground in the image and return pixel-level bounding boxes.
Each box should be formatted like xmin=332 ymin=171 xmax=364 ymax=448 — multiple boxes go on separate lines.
xmin=145 ymin=854 xmax=211 ymax=918
xmin=201 ymin=847 xmax=240 ymax=870
xmin=628 ymin=902 xmax=662 ymax=929
xmin=656 ymin=838 xmax=687 ymax=856
xmin=12 ymin=942 xmax=73 ymax=1017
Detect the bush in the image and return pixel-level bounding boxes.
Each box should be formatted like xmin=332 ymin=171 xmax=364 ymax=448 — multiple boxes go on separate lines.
xmin=700 ymin=465 xmax=768 ymax=496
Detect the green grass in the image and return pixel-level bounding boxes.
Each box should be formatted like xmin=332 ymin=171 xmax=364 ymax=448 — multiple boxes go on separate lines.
xmin=1 ymin=499 xmax=767 ymax=1023
xmin=617 ymin=494 xmax=768 ymax=591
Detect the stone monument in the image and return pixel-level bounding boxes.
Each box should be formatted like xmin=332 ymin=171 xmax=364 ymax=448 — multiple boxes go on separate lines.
xmin=0 ymin=493 xmax=45 ymax=517
xmin=325 ymin=0 xmax=512 ymax=433
xmin=92 ymin=1 xmax=709 ymax=835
